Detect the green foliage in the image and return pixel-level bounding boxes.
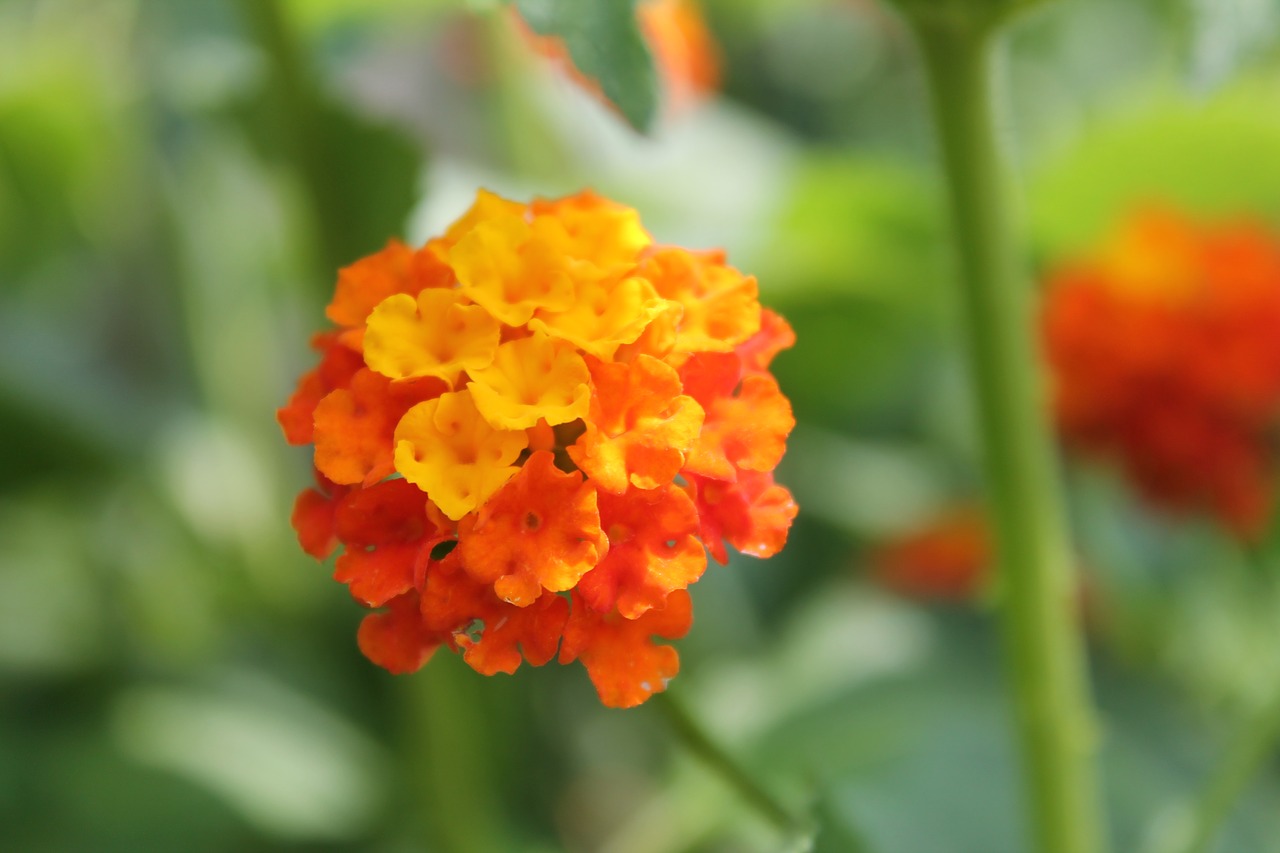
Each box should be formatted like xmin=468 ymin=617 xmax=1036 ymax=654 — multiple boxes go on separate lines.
xmin=1031 ymin=86 xmax=1280 ymax=259
xmin=512 ymin=0 xmax=659 ymax=132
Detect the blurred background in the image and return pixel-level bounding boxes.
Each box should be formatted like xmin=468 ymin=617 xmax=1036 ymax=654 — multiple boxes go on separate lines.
xmin=6 ymin=0 xmax=1280 ymax=850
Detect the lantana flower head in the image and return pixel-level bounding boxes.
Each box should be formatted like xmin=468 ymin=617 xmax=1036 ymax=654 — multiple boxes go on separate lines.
xmin=280 ymin=189 xmax=796 ymax=707
xmin=1043 ymin=207 xmax=1280 ymax=538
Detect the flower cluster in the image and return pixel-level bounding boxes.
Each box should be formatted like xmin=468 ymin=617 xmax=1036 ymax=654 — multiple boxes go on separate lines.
xmin=279 ymin=190 xmax=796 ymax=707
xmin=521 ymin=0 xmax=720 ymax=114
xmin=1043 ymin=208 xmax=1280 ymax=538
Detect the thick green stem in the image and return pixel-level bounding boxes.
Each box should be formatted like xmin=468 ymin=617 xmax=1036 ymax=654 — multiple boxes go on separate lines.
xmin=907 ymin=15 xmax=1106 ymax=853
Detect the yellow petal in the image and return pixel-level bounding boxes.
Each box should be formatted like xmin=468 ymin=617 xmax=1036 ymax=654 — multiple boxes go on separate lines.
xmin=529 ymin=275 xmax=671 ymax=360
xmin=449 ymin=213 xmax=577 ymax=326
xmin=363 ymin=289 xmax=500 ymax=385
xmin=468 ymin=332 xmax=591 ymax=429
xmin=394 ymin=389 xmax=528 ymax=520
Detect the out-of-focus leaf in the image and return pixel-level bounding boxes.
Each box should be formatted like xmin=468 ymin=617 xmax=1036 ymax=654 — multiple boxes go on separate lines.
xmin=513 ymin=0 xmax=659 ymax=132
xmin=762 ymin=153 xmax=942 ymax=303
xmin=111 ymin=672 xmax=387 ymax=841
xmin=227 ymin=87 xmax=423 ymax=276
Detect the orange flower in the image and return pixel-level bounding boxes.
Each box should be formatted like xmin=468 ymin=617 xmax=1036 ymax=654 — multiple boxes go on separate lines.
xmin=871 ymin=509 xmax=991 ymax=601
xmin=279 ymin=188 xmax=795 ymax=707
xmin=518 ymin=0 xmax=721 ymax=117
xmin=1043 ymin=208 xmax=1280 ymax=538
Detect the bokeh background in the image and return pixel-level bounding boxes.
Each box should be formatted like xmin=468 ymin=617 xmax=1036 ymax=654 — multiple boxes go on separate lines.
xmin=6 ymin=0 xmax=1280 ymax=850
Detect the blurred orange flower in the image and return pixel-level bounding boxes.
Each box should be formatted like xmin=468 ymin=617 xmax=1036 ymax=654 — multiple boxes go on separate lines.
xmin=1043 ymin=208 xmax=1280 ymax=538
xmin=871 ymin=508 xmax=990 ymax=601
xmin=279 ymin=189 xmax=796 ymax=708
xmin=520 ymin=0 xmax=721 ymax=115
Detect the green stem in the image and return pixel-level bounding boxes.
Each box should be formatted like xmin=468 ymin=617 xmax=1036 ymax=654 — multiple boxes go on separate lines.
xmin=905 ymin=13 xmax=1106 ymax=853
xmin=652 ymin=692 xmax=805 ymax=837
xmin=1178 ymin=689 xmax=1280 ymax=853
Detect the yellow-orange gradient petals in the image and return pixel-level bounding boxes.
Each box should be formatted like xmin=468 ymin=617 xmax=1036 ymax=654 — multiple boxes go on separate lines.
xmin=363 ymin=288 xmax=500 ymax=386
xmin=449 ymin=212 xmax=577 ymax=326
xmin=394 ymin=389 xmax=528 ymax=520
xmin=530 ymin=191 xmax=652 ymax=272
xmin=332 ymin=478 xmax=447 ymax=607
xmin=560 ymin=589 xmax=693 ymax=709
xmin=686 ymin=470 xmax=797 ymax=565
xmin=577 ymin=484 xmax=706 ymax=619
xmin=639 ymin=247 xmax=761 ymax=352
xmin=421 ymin=551 xmax=570 ymax=674
xmin=313 ymin=369 xmax=446 ymax=486
xmin=327 ymin=238 xmax=454 ymax=328
xmin=357 ymin=592 xmax=445 ymax=675
xmin=459 ymin=452 xmax=605 ymax=606
xmin=529 ymin=275 xmax=670 ymax=360
xmin=682 ymin=354 xmax=794 ymax=481
xmin=568 ymin=355 xmax=704 ymax=494
xmin=467 ymin=333 xmax=591 ymax=430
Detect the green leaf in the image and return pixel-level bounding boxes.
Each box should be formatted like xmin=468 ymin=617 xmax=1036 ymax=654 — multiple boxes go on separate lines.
xmin=513 ymin=0 xmax=659 ymax=132
xmin=1030 ymin=83 xmax=1280 ymax=260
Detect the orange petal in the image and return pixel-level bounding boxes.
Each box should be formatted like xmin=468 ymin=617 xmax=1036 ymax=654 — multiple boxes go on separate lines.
xmin=421 ymin=550 xmax=569 ymax=674
xmin=686 ymin=470 xmax=797 ymax=565
xmin=332 ymin=479 xmax=448 ymax=607
xmin=290 ymin=470 xmax=348 ymax=559
xmin=458 ymin=451 xmax=606 ymax=606
xmin=357 ymin=591 xmax=444 ymax=675
xmin=576 ymin=484 xmax=706 ymax=619
xmin=559 ymin=589 xmax=693 ymax=708
xmin=638 ymin=247 xmax=760 ymax=353
xmin=313 ymin=369 xmax=446 ymax=486
xmin=683 ymin=373 xmax=793 ymax=481
xmin=277 ymin=332 xmax=364 ymax=446
xmin=327 ymin=239 xmax=454 ymax=328
xmin=737 ymin=308 xmax=795 ymax=374
xmin=394 ymin=389 xmax=528 ymax=520
xmin=568 ymin=355 xmax=704 ymax=494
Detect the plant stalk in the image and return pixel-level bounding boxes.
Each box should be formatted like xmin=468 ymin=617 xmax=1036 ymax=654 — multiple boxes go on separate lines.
xmin=907 ymin=14 xmax=1106 ymax=853
xmin=652 ymin=692 xmax=806 ymax=838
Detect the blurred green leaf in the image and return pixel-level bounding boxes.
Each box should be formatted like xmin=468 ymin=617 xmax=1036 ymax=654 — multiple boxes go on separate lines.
xmin=1030 ymin=83 xmax=1280 ymax=259
xmin=235 ymin=0 xmax=425 ymax=276
xmin=512 ymin=0 xmax=659 ymax=132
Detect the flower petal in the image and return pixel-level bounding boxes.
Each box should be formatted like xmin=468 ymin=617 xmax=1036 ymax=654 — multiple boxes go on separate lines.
xmin=458 ymin=451 xmax=606 ymax=606
xmin=559 ymin=590 xmax=693 ymax=708
xmin=363 ymin=289 xmax=501 ymax=385
xmin=467 ymin=332 xmax=591 ymax=430
xmin=568 ymin=355 xmax=704 ymax=494
xmin=394 ymin=389 xmax=528 ymax=520
xmin=577 ymin=484 xmax=706 ymax=619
